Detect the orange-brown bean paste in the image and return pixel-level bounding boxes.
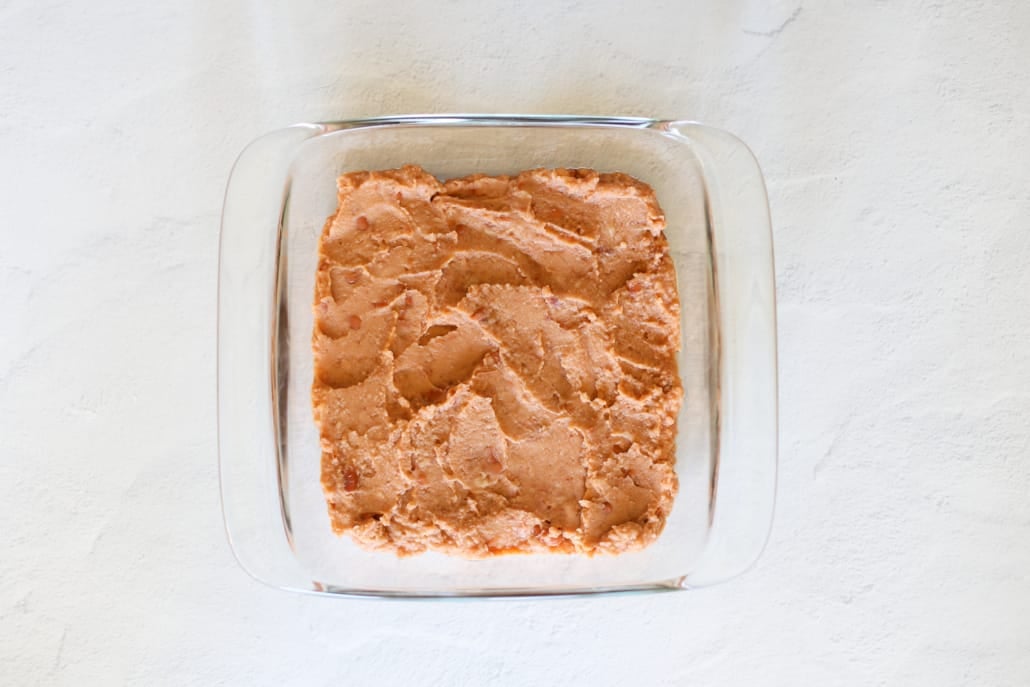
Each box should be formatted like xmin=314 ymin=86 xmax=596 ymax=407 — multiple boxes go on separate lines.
xmin=313 ymin=165 xmax=682 ymax=557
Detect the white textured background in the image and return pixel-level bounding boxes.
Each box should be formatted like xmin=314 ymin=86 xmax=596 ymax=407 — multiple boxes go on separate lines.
xmin=3 ymin=1 xmax=1029 ymax=684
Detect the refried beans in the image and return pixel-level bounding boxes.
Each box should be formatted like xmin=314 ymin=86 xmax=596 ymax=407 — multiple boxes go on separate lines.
xmin=312 ymin=165 xmax=683 ymax=557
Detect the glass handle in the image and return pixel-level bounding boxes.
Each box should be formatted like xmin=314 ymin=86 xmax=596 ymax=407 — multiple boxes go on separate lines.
xmin=667 ymin=122 xmax=778 ymax=587
xmin=218 ymin=124 xmax=324 ymax=589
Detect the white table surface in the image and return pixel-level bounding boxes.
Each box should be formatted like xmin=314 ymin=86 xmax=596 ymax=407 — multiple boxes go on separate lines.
xmin=3 ymin=1 xmax=1029 ymax=684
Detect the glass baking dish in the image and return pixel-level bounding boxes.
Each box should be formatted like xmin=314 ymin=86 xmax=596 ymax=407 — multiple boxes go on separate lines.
xmin=218 ymin=115 xmax=776 ymax=598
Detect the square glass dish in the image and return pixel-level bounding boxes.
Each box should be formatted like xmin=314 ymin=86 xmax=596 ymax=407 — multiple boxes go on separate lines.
xmin=218 ymin=115 xmax=776 ymax=598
